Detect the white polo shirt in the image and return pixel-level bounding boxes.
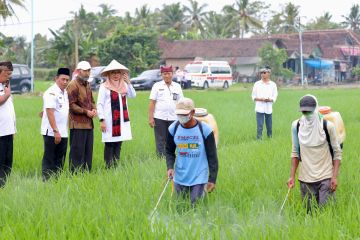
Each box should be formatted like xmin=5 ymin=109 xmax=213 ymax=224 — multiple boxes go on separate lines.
xmin=41 ymin=83 xmax=69 ymax=137
xmin=0 ymin=83 xmax=16 ymax=137
xmin=251 ymin=79 xmax=278 ymax=114
xmin=149 ymin=80 xmax=183 ymax=121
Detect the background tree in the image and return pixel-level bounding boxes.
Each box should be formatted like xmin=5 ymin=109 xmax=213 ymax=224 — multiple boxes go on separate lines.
xmin=0 ymin=35 xmax=28 ymax=63
xmin=222 ymin=0 xmax=263 ymax=38
xmin=157 ymin=3 xmax=187 ymax=35
xmin=183 ymin=0 xmax=208 ymax=34
xmin=342 ymin=4 xmax=360 ymax=33
xmin=258 ymin=42 xmax=293 ymax=80
xmin=96 ymin=4 xmax=119 ymax=39
xmin=203 ymin=11 xmax=232 ymax=39
xmin=134 ymin=4 xmax=156 ymax=28
xmin=33 ymin=34 xmax=57 ymax=68
xmin=0 ymin=0 xmax=26 ymax=21
xmin=306 ymin=12 xmax=340 ymax=30
xmin=98 ymin=24 xmax=160 ymax=73
xmin=263 ymin=12 xmax=283 ymax=34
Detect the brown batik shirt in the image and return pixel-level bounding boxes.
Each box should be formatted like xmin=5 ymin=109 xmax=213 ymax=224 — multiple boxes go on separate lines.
xmin=66 ymin=78 xmax=96 ymax=129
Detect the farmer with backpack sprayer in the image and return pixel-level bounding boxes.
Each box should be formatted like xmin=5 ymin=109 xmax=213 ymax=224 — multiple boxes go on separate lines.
xmin=287 ymin=94 xmax=342 ymax=211
xmin=165 ymin=97 xmax=218 ymax=205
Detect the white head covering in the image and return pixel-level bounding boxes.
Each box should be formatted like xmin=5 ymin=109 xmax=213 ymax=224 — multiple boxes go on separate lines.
xmin=298 ymin=94 xmax=326 ymax=147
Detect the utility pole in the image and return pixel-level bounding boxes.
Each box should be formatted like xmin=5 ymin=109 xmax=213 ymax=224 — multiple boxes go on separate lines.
xmin=298 ymin=17 xmax=305 ymax=86
xmin=30 ymin=0 xmax=34 ymax=92
xmin=74 ymin=13 xmax=79 ymax=65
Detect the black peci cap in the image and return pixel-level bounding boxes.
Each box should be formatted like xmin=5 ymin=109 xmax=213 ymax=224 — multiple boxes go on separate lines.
xmin=57 ymin=68 xmax=70 ymax=76
xmin=299 ymin=95 xmax=317 ymax=112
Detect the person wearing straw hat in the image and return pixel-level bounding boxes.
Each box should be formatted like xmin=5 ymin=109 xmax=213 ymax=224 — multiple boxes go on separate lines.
xmin=148 ymin=65 xmax=183 ymax=158
xmin=251 ymin=65 xmax=278 ymax=140
xmin=40 ymin=68 xmax=70 ymax=180
xmin=97 ymin=60 xmax=136 ymax=168
xmin=166 ymin=97 xmax=218 ymax=205
xmin=0 ymin=61 xmax=15 ymax=187
xmin=67 ymin=61 xmax=97 ymax=173
xmin=287 ymin=94 xmax=342 ymax=211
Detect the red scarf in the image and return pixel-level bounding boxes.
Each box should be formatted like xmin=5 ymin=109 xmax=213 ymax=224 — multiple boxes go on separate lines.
xmin=110 ymin=90 xmax=129 ymax=137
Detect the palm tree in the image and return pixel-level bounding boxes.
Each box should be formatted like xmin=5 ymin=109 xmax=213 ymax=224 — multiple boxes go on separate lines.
xmin=134 ymin=4 xmax=154 ymax=27
xmin=98 ymin=3 xmax=117 ymax=19
xmin=267 ymin=2 xmax=300 ymax=34
xmin=281 ymin=2 xmax=300 ymax=33
xmin=158 ymin=3 xmax=187 ymax=34
xmin=203 ymin=11 xmax=231 ymax=39
xmin=306 ymin=12 xmax=340 ymax=30
xmin=342 ymin=4 xmax=360 ymax=32
xmin=0 ymin=0 xmax=26 ymax=21
xmin=183 ymin=0 xmax=208 ymax=34
xmin=135 ymin=4 xmax=150 ymax=19
xmin=222 ymin=0 xmax=263 ymax=38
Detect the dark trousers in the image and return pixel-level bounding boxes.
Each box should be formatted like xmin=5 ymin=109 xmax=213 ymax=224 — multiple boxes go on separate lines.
xmin=69 ymin=129 xmax=93 ymax=173
xmin=0 ymin=135 xmax=13 ymax=187
xmin=42 ymin=135 xmax=68 ymax=181
xmin=154 ymin=118 xmax=174 ymax=157
xmin=104 ymin=142 xmax=122 ymax=168
xmin=300 ymin=179 xmax=334 ymax=212
xmin=174 ymin=183 xmax=206 ymax=204
xmin=256 ymin=112 xmax=272 ymax=139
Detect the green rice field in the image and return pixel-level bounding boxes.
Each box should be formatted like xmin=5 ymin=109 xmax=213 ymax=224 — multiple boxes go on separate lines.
xmin=0 ymin=81 xmax=359 ymax=239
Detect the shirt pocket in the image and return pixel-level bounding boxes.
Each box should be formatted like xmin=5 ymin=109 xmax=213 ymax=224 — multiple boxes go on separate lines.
xmin=57 ymin=95 xmax=65 ymax=109
xmin=157 ymin=89 xmax=165 ymax=98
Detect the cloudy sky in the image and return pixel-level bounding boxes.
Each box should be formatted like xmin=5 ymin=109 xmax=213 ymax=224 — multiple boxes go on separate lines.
xmin=0 ymin=0 xmax=358 ymax=40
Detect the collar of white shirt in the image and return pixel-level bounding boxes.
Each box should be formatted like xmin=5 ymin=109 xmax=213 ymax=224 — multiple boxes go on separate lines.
xmin=260 ymin=79 xmax=271 ymax=85
xmin=53 ymin=83 xmax=65 ymax=94
xmin=161 ymin=80 xmax=174 ymax=87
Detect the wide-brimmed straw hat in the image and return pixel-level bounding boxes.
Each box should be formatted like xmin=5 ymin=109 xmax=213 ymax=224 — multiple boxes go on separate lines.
xmin=101 ymin=60 xmax=129 ymax=76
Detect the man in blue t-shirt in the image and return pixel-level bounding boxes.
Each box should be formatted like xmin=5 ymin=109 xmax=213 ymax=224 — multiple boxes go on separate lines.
xmin=165 ymin=97 xmax=219 ymax=204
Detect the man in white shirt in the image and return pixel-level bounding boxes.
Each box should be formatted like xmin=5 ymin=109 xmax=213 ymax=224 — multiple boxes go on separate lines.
xmin=41 ymin=68 xmax=70 ymax=180
xmin=0 ymin=61 xmax=15 ymax=187
xmin=148 ymin=66 xmax=184 ymax=157
xmin=251 ymin=66 xmax=278 ymax=140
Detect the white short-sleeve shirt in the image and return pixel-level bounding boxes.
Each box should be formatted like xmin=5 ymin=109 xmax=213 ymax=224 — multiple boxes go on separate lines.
xmin=0 ymin=83 xmax=16 ymax=137
xmin=251 ymin=80 xmax=278 ymax=114
xmin=41 ymin=83 xmax=69 ymax=137
xmin=149 ymin=80 xmax=183 ymax=121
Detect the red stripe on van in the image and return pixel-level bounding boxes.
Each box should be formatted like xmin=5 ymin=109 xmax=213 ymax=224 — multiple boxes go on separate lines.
xmin=207 ymin=77 xmax=233 ymax=80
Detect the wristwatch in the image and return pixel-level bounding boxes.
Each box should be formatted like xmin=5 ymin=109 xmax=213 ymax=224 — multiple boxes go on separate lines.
xmin=53 ymin=129 xmax=59 ymax=133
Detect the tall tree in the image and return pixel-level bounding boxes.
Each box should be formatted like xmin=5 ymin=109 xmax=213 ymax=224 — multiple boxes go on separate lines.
xmin=0 ymin=35 xmax=28 ymax=63
xmin=264 ymin=3 xmax=301 ymax=34
xmin=157 ymin=3 xmax=187 ymax=35
xmin=342 ymin=4 xmax=360 ymax=33
xmin=258 ymin=42 xmax=293 ymax=80
xmin=96 ymin=4 xmax=120 ymax=39
xmin=134 ymin=4 xmax=155 ymax=27
xmin=306 ymin=12 xmax=340 ymax=30
xmin=98 ymin=24 xmax=160 ymax=74
xmin=281 ymin=2 xmax=300 ymax=33
xmin=98 ymin=3 xmax=117 ymax=18
xmin=0 ymin=0 xmax=26 ymax=21
xmin=203 ymin=11 xmax=232 ymax=39
xmin=222 ymin=0 xmax=263 ymax=38
xmin=183 ymin=0 xmax=208 ymax=34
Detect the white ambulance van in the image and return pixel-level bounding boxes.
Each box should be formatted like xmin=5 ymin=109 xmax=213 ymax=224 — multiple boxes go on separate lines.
xmin=184 ymin=61 xmax=233 ymax=89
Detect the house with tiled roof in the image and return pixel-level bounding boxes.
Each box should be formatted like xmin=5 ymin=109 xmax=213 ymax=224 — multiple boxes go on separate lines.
xmin=159 ymin=29 xmax=360 ymax=82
